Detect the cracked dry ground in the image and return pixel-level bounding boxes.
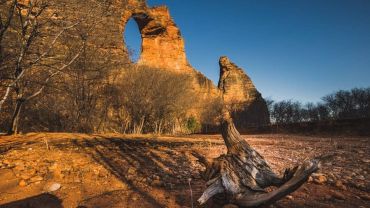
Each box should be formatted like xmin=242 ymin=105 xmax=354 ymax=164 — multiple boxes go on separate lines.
xmin=0 ymin=133 xmax=369 ymax=208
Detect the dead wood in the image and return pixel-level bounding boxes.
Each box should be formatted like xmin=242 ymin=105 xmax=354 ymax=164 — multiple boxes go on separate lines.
xmin=197 ymin=112 xmax=319 ymax=207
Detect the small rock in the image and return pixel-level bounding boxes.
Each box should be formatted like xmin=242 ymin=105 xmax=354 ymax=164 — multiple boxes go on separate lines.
xmin=286 ymin=195 xmax=293 ymax=200
xmin=328 ymin=173 xmax=336 ymax=180
xmin=48 ymin=163 xmax=58 ymax=171
xmin=357 ymin=175 xmax=365 ymax=180
xmin=151 ymin=179 xmax=162 ymax=186
xmin=13 ymin=165 xmax=25 ymax=171
xmin=323 ymin=194 xmax=332 ymax=200
xmin=359 ymin=193 xmax=370 ymax=201
xmin=344 ymin=175 xmax=352 ymax=181
xmin=93 ymin=169 xmax=100 ymax=175
xmin=335 ymin=180 xmax=347 ymax=190
xmin=313 ymin=175 xmax=327 ymax=185
xmin=331 ymin=191 xmax=345 ymax=200
xmin=19 ymin=180 xmax=28 ymax=187
xmin=73 ymin=178 xmax=81 ymax=183
xmin=362 ymin=159 xmax=370 ymax=163
xmin=20 ymin=173 xmax=34 ymax=180
xmin=30 ymin=175 xmax=43 ymax=183
xmin=3 ymin=159 xmax=11 ymax=165
xmin=146 ymin=178 xmax=152 ymax=184
xmin=43 ymin=182 xmax=61 ymax=192
xmin=352 ymin=182 xmax=366 ymax=190
xmin=327 ymin=178 xmax=334 ymax=184
xmin=127 ymin=167 xmax=136 ymax=175
xmin=52 ymin=169 xmax=64 ymax=179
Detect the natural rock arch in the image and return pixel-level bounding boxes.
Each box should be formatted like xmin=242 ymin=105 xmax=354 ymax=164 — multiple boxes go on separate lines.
xmin=121 ymin=2 xmax=190 ymax=71
xmin=123 ymin=16 xmax=142 ymax=62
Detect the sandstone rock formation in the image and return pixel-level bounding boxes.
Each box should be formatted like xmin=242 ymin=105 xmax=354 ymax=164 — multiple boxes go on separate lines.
xmin=123 ymin=2 xmax=188 ymax=71
xmin=121 ymin=0 xmax=218 ymax=96
xmin=218 ymin=56 xmax=270 ymax=130
xmin=21 ymin=0 xmax=268 ymax=131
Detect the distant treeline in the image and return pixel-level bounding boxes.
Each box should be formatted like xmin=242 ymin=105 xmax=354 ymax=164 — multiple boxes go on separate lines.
xmin=267 ymin=87 xmax=370 ymax=124
xmin=255 ymin=87 xmax=370 ymax=135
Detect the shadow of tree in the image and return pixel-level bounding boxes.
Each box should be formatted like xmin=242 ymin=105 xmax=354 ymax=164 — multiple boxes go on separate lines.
xmin=70 ymin=136 xmax=210 ymax=208
xmin=0 ymin=140 xmax=38 ymax=155
xmin=0 ymin=193 xmax=62 ymax=208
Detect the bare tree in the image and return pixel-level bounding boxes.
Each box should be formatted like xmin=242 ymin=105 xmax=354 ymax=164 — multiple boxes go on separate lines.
xmin=199 ymin=96 xmax=223 ymax=133
xmin=0 ymin=0 xmax=85 ymax=134
xmin=323 ymin=87 xmax=370 ymax=120
xmin=10 ymin=0 xmax=129 ymax=133
xmin=116 ymin=66 xmax=196 ymax=134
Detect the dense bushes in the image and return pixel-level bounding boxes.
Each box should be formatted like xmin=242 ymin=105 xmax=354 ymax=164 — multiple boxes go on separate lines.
xmin=1 ymin=65 xmax=207 ymax=134
xmin=109 ymin=66 xmax=198 ymax=134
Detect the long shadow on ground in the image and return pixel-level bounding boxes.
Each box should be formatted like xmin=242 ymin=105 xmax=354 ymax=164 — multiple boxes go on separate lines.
xmin=0 ymin=193 xmax=62 ymax=208
xmin=70 ymin=136 xmax=212 ymax=208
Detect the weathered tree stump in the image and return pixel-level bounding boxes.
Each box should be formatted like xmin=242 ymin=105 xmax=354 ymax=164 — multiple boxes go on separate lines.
xmin=196 ymin=113 xmax=319 ymax=207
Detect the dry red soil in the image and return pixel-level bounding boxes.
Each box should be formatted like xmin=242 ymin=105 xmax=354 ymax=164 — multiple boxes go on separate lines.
xmin=0 ymin=133 xmax=369 ymax=208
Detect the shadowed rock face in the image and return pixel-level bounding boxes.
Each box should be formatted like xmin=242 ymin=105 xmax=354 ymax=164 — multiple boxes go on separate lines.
xmin=218 ymin=56 xmax=270 ymax=130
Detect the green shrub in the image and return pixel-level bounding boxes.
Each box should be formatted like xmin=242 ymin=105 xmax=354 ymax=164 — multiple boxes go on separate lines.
xmin=186 ymin=116 xmax=201 ymax=133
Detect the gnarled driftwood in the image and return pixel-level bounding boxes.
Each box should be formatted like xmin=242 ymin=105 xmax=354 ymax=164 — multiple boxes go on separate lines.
xmin=196 ymin=112 xmax=319 ymax=207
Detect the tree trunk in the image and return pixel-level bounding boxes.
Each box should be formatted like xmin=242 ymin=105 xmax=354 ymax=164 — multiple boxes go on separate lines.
xmin=0 ymin=86 xmax=12 ymax=113
xmin=196 ymin=112 xmax=319 ymax=207
xmin=7 ymin=99 xmax=24 ymax=135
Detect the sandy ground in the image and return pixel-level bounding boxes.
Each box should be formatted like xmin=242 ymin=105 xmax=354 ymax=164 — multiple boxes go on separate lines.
xmin=0 ymin=133 xmax=369 ymax=208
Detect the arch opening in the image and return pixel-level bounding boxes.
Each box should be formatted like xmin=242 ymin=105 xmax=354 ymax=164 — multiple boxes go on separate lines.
xmin=123 ymin=18 xmax=142 ymax=63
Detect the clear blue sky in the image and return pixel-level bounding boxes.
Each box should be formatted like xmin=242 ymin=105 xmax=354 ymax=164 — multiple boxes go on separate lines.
xmin=124 ymin=0 xmax=370 ymax=103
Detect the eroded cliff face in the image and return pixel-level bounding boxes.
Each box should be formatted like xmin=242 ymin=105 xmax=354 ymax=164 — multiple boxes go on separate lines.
xmin=218 ymin=56 xmax=270 ymax=129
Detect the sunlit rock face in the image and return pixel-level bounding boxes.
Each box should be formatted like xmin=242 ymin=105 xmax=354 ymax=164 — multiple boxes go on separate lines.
xmin=122 ymin=0 xmax=218 ymax=96
xmin=124 ymin=6 xmax=188 ymax=71
xmin=218 ymin=56 xmax=270 ymax=130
